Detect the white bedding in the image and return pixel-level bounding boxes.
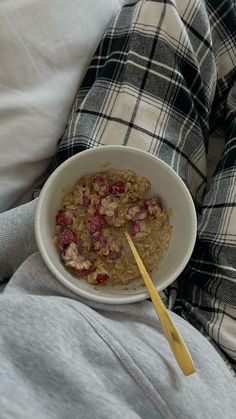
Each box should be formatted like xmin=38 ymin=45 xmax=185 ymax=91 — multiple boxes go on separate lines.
xmin=0 ymin=0 xmax=122 ymax=212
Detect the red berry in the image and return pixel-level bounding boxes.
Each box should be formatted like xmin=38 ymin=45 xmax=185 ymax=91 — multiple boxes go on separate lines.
xmin=127 ymin=205 xmax=140 ymax=220
xmin=56 ymin=211 xmax=73 ymax=226
xmin=96 ymin=272 xmax=109 ymax=284
xmin=94 ymin=175 xmax=108 ymax=186
xmin=136 ymin=207 xmax=148 ymax=220
xmin=98 ymin=235 xmax=107 ymax=246
xmin=90 ymin=234 xmax=107 ymax=251
xmin=131 ymin=222 xmax=140 ymax=237
xmin=94 ymin=201 xmax=101 ymax=212
xmin=59 ymin=229 xmax=77 ymax=247
xmin=74 ymin=267 xmax=92 ymax=276
xmin=143 ymin=197 xmax=162 ymax=216
xmin=144 ymin=197 xmax=162 ymax=209
xmin=127 ymin=205 xmax=147 ymax=221
xmin=82 ymin=195 xmax=90 ymax=208
xmin=93 ymin=175 xmax=111 ymax=196
xmin=86 ymin=213 xmax=104 ymax=234
xmin=107 ymin=250 xmax=120 ymax=261
xmin=111 ymin=180 xmax=125 ymax=196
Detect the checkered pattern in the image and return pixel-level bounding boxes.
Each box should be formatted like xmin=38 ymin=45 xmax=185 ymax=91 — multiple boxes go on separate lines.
xmin=50 ymin=0 xmax=236 ymax=373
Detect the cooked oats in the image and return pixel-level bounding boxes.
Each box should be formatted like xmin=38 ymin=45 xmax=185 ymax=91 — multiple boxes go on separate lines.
xmin=54 ymin=170 xmax=172 ymax=286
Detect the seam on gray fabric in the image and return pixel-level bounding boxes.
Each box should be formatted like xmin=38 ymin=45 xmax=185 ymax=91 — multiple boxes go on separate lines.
xmin=66 ymin=301 xmax=177 ymax=419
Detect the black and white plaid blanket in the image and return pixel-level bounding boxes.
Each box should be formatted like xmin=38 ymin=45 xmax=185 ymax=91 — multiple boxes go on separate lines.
xmin=49 ymin=0 xmax=236 ymax=373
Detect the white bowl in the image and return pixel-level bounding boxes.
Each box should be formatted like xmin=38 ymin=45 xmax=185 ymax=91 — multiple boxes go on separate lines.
xmin=35 ymin=146 xmax=197 ymax=304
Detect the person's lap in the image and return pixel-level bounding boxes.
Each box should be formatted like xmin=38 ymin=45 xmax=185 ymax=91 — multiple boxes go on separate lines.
xmin=0 ymin=252 xmax=235 ymax=419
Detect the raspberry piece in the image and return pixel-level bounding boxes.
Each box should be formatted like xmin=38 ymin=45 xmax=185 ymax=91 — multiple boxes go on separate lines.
xmin=127 ymin=205 xmax=147 ymax=221
xmin=93 ymin=200 xmax=101 ymax=212
xmin=74 ymin=267 xmax=93 ymax=276
xmin=90 ymin=234 xmax=107 ymax=251
xmin=126 ymin=205 xmax=140 ymax=220
xmin=111 ymin=180 xmax=125 ymax=196
xmin=144 ymin=197 xmax=162 ymax=208
xmin=131 ymin=222 xmax=140 ymax=237
xmin=59 ymin=229 xmax=76 ymax=247
xmin=82 ymin=195 xmax=90 ymax=208
xmin=98 ymin=235 xmax=107 ymax=246
xmin=56 ymin=211 xmax=73 ymax=226
xmin=93 ymin=175 xmax=111 ymax=197
xmin=136 ymin=207 xmax=148 ymax=220
xmin=107 ymin=250 xmax=120 ymax=261
xmin=143 ymin=197 xmax=162 ymax=216
xmin=96 ymin=272 xmax=109 ymax=284
xmin=86 ymin=213 xmax=104 ymax=234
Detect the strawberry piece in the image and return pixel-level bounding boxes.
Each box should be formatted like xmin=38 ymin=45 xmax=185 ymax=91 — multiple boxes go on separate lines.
xmin=96 ymin=272 xmax=109 ymax=284
xmin=59 ymin=229 xmax=77 ymax=247
xmin=111 ymin=180 xmax=125 ymax=196
xmin=86 ymin=213 xmax=104 ymax=234
xmin=56 ymin=211 xmax=73 ymax=226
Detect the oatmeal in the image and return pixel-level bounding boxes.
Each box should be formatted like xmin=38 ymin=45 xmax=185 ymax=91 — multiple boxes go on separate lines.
xmin=54 ymin=170 xmax=172 ymax=286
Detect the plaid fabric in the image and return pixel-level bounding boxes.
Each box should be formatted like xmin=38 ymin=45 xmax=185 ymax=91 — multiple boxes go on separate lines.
xmin=50 ymin=0 xmax=236 ymax=373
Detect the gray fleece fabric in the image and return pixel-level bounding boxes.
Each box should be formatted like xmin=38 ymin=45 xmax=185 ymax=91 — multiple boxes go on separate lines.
xmin=0 ymin=199 xmax=235 ymax=418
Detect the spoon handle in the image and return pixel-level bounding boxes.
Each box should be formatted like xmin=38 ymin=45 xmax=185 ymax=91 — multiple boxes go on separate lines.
xmin=124 ymin=230 xmax=196 ymax=376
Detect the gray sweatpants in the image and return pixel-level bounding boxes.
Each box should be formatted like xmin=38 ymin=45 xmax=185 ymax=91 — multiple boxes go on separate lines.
xmin=0 ymin=200 xmax=236 ymax=419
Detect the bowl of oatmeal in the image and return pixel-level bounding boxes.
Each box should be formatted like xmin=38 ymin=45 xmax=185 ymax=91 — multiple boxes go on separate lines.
xmin=35 ymin=146 xmax=197 ymax=304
